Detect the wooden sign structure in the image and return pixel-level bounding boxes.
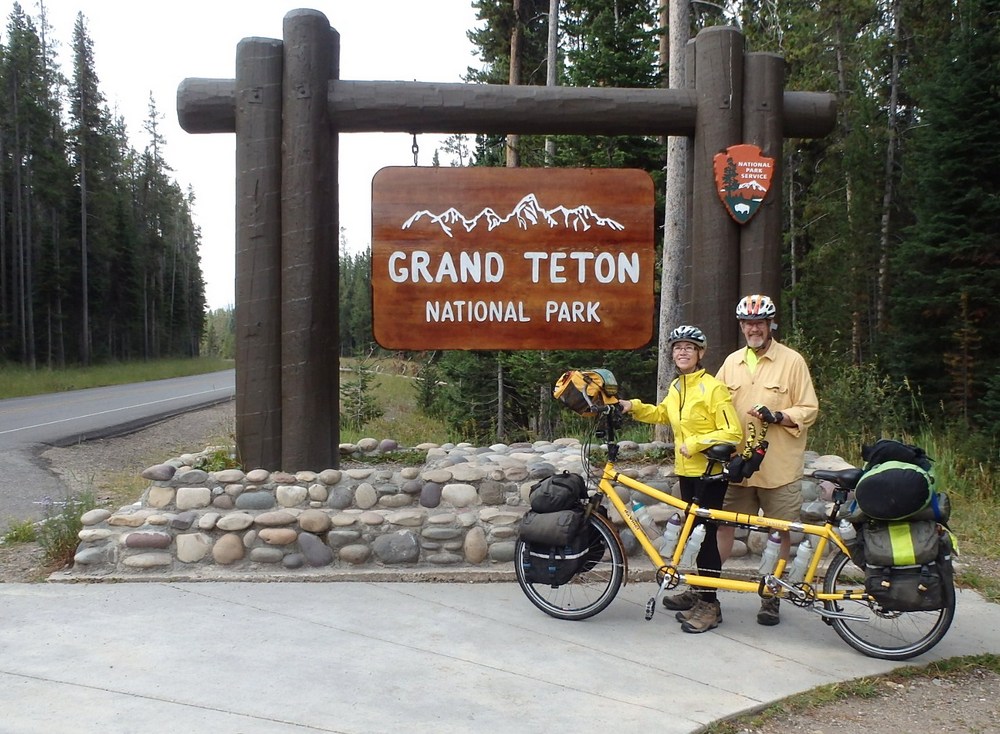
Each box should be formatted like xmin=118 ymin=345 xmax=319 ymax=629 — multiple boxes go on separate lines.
xmin=176 ymin=9 xmax=836 ymax=471
xmin=371 ymin=167 xmax=655 ymax=351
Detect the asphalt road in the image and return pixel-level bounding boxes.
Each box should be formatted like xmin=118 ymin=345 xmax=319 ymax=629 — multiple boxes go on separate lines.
xmin=0 ymin=370 xmax=234 ymax=529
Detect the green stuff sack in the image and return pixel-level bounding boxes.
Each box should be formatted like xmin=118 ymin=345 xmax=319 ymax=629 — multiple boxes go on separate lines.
xmin=854 ymin=460 xmax=935 ymax=521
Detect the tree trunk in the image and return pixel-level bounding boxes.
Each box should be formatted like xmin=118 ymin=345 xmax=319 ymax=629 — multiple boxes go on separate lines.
xmin=544 ymin=0 xmax=559 ymax=165
xmin=877 ymin=0 xmax=902 ymax=337
xmin=497 ymin=359 xmax=505 ymax=442
xmin=79 ymin=153 xmax=91 ymax=365
xmin=507 ymin=0 xmax=523 ymax=168
xmin=654 ymin=0 xmax=689 ymax=442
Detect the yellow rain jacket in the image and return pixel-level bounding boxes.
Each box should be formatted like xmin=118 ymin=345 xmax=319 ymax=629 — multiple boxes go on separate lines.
xmin=628 ymin=369 xmax=742 ymax=478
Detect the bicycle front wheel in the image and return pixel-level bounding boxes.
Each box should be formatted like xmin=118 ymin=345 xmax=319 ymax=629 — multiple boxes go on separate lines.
xmin=823 ymin=551 xmax=954 ymax=660
xmin=515 ymin=511 xmax=625 ymax=621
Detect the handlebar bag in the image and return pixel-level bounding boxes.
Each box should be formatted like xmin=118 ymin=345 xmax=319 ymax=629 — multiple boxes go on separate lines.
xmin=553 ymin=369 xmax=619 ymax=416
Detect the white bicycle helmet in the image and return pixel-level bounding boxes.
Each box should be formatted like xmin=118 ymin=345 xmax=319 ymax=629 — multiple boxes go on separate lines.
xmin=736 ymin=294 xmax=776 ymax=320
xmin=667 ymin=325 xmax=707 ymax=349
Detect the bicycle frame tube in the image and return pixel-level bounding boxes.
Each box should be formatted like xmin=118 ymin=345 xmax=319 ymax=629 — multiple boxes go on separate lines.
xmin=599 ymin=461 xmax=858 ymax=597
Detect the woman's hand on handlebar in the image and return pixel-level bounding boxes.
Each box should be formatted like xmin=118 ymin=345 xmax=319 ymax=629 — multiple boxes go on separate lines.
xmin=618 ymin=399 xmax=632 ymax=413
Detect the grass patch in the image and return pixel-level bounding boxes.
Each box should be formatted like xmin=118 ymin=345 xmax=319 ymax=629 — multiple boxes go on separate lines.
xmin=2 ymin=518 xmax=38 ymax=544
xmin=0 ymin=357 xmax=233 ymax=399
xmin=704 ymin=654 xmax=1000 ymax=733
xmin=339 ymin=360 xmax=457 ymax=446
xmin=35 ymin=492 xmax=98 ymax=567
xmin=342 ymin=449 xmax=429 ymax=466
xmin=193 ymin=448 xmax=241 ymax=472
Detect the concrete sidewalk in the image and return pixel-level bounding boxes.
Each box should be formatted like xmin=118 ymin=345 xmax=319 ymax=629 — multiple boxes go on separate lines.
xmin=1 ymin=581 xmax=997 ymax=733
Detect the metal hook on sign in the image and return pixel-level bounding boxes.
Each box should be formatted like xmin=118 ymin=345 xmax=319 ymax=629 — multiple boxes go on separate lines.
xmin=411 ymin=134 xmax=419 ymax=166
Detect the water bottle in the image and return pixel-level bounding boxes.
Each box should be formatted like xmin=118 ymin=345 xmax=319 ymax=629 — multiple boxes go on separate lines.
xmin=758 ymin=531 xmax=782 ymax=576
xmin=837 ymin=519 xmax=859 ymax=559
xmin=658 ymin=513 xmax=683 ymax=557
xmin=786 ymin=538 xmax=814 ymax=584
xmin=837 ymin=519 xmax=857 ymax=544
xmin=679 ymin=524 xmax=706 ymax=568
xmin=631 ymin=501 xmax=660 ymax=541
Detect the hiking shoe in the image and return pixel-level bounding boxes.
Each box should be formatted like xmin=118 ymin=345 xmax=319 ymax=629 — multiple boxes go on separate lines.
xmin=680 ymin=600 xmax=722 ymax=634
xmin=675 ymin=598 xmax=723 ymax=624
xmin=661 ymin=589 xmax=699 ymax=611
xmin=757 ymin=596 xmax=780 ymax=626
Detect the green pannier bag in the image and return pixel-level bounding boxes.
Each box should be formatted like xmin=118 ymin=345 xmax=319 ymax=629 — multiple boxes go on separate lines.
xmin=862 ymin=519 xmax=940 ymax=567
xmin=861 ymin=520 xmax=955 ymax=612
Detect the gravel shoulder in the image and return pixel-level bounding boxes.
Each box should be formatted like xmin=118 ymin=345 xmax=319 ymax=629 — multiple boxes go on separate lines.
xmin=2 ymin=400 xmax=999 ymax=732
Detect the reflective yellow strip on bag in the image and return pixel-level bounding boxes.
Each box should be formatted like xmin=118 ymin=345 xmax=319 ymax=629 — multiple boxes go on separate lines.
xmin=888 ymin=522 xmax=918 ymax=566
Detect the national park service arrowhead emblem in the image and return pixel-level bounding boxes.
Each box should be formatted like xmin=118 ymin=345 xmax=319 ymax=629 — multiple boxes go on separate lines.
xmin=713 ymin=144 xmax=774 ymax=224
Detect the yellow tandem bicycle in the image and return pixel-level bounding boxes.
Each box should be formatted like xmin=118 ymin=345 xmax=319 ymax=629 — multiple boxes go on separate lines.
xmin=514 ymin=389 xmax=955 ymax=661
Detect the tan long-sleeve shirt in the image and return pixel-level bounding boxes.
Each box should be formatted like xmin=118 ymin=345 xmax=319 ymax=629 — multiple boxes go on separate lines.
xmin=716 ymin=339 xmax=819 ymax=489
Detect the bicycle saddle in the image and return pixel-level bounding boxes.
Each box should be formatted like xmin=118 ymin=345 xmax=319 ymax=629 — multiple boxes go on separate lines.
xmin=812 ymin=467 xmax=864 ymax=489
xmin=702 ymin=443 xmax=736 ymax=462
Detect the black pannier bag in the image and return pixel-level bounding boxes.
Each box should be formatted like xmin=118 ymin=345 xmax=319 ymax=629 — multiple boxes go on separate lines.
xmin=519 ymin=472 xmax=597 ymax=587
xmin=861 ymin=520 xmax=955 ymax=612
xmin=529 ymin=472 xmax=588 ymax=513
xmin=521 ymin=529 xmax=596 ymax=586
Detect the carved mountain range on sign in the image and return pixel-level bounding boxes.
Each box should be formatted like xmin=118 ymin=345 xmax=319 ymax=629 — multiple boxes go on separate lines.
xmin=402 ymin=193 xmax=625 ymax=238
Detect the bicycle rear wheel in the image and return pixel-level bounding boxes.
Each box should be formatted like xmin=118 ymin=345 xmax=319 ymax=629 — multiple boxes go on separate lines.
xmin=823 ymin=551 xmax=954 ymax=660
xmin=515 ymin=511 xmax=625 ymax=621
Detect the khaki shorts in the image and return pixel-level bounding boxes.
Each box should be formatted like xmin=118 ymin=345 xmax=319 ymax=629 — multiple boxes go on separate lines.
xmin=723 ymin=481 xmax=802 ymax=522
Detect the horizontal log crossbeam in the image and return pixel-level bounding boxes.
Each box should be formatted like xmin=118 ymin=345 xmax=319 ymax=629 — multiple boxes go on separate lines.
xmin=178 ymin=78 xmax=837 ymax=139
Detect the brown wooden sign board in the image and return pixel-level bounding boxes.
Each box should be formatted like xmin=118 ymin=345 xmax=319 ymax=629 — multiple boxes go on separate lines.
xmin=371 ymin=167 xmax=655 ymax=350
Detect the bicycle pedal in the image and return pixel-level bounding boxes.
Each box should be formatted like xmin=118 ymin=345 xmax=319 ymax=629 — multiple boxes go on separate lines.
xmin=644 ymin=597 xmax=656 ymax=620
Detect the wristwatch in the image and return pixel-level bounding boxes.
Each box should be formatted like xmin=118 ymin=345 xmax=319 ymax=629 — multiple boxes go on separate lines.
xmin=774 ymin=411 xmax=784 ymax=425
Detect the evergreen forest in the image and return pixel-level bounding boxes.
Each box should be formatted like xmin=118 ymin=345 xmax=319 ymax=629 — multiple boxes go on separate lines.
xmin=340 ymin=0 xmax=1000 ymax=447
xmin=3 ymin=2 xmax=998 ymax=450
xmin=0 ymin=4 xmax=205 ymax=368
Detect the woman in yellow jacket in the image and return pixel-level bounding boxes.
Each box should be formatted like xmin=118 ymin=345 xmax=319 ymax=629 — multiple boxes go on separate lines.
xmin=619 ymin=325 xmax=742 ymax=634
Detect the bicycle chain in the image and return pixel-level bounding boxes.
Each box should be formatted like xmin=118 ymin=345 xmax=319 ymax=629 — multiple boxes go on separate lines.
xmin=655 ymin=565 xmax=823 ymax=606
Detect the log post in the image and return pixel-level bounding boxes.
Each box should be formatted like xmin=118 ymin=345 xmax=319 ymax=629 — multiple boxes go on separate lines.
xmin=741 ymin=52 xmax=785 ymax=310
xmin=280 ymin=10 xmax=340 ymax=470
xmin=690 ymin=26 xmax=744 ymax=371
xmin=234 ymin=37 xmax=283 ymax=470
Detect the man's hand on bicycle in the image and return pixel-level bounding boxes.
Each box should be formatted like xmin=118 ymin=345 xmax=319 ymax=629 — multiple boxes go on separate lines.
xmin=751 ymin=404 xmax=784 ymax=425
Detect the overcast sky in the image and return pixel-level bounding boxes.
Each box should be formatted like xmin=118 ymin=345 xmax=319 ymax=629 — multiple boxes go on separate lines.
xmin=28 ymin=1 xmax=481 ymax=309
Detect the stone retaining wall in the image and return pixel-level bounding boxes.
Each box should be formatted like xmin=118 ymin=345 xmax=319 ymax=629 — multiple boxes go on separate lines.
xmin=58 ymin=437 xmax=855 ymax=581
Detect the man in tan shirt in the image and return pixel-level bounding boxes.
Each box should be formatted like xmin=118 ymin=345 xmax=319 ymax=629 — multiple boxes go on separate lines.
xmin=716 ymin=294 xmax=819 ymax=626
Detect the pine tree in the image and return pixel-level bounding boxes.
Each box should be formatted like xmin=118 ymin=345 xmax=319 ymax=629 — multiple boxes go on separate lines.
xmin=888 ymin=0 xmax=1000 ymax=423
